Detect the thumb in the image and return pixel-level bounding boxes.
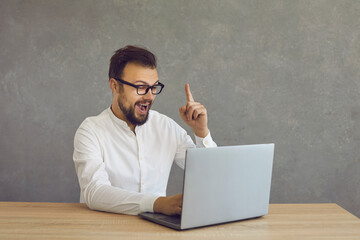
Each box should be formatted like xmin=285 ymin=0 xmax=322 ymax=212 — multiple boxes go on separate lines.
xmin=179 ymin=106 xmax=187 ymax=121
xmin=179 ymin=106 xmax=186 ymax=114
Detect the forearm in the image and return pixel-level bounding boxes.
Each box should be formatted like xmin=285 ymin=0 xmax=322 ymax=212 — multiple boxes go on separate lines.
xmin=82 ymin=181 xmax=158 ymax=215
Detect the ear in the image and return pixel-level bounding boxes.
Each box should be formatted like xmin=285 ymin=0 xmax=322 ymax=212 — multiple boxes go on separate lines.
xmin=109 ymin=78 xmax=118 ymax=93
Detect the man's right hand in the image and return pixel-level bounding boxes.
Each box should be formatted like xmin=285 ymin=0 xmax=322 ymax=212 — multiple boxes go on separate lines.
xmin=153 ymin=193 xmax=182 ymax=215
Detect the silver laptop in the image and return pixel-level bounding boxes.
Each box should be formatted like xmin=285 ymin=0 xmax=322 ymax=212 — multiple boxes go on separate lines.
xmin=139 ymin=143 xmax=275 ymax=230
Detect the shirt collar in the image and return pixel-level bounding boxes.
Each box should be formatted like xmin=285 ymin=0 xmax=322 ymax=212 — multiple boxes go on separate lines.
xmin=106 ymin=106 xmax=129 ymax=129
xmin=106 ymin=106 xmax=149 ymax=132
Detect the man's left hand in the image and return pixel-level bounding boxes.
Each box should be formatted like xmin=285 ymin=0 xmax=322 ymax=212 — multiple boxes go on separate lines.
xmin=179 ymin=84 xmax=209 ymax=138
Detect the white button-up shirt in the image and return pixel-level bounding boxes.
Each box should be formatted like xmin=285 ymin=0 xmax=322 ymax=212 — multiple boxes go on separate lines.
xmin=73 ymin=108 xmax=216 ymax=215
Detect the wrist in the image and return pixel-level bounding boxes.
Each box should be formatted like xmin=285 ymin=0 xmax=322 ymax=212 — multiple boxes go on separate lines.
xmin=193 ymin=128 xmax=209 ymax=138
xmin=153 ymin=197 xmax=165 ymax=213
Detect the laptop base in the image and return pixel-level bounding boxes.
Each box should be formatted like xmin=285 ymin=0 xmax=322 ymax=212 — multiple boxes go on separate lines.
xmin=139 ymin=212 xmax=181 ymax=230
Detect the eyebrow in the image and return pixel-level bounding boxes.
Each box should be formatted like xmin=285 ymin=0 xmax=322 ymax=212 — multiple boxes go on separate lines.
xmin=133 ymin=80 xmax=159 ymax=85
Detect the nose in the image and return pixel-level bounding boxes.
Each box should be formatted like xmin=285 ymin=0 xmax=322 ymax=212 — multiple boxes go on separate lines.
xmin=143 ymin=88 xmax=155 ymax=100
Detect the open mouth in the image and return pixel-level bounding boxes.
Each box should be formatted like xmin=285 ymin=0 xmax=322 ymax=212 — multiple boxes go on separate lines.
xmin=136 ymin=102 xmax=151 ymax=115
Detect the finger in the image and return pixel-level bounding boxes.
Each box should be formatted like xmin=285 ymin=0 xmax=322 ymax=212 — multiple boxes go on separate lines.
xmin=177 ymin=194 xmax=183 ymax=206
xmin=179 ymin=106 xmax=187 ymax=122
xmin=185 ymin=102 xmax=196 ymax=119
xmin=194 ymin=107 xmax=207 ymax=120
xmin=186 ymin=103 xmax=204 ymax=120
xmin=186 ymin=103 xmax=195 ymax=121
xmin=179 ymin=106 xmax=186 ymax=114
xmin=193 ymin=109 xmax=199 ymax=119
xmin=191 ymin=104 xmax=204 ymax=119
xmin=185 ymin=83 xmax=195 ymax=102
xmin=175 ymin=207 xmax=182 ymax=215
xmin=191 ymin=106 xmax=201 ymax=120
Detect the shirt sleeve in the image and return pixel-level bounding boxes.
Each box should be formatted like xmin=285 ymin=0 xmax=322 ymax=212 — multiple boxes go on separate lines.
xmin=173 ymin=128 xmax=217 ymax=169
xmin=73 ymin=120 xmax=158 ymax=215
xmin=195 ymin=132 xmax=217 ymax=148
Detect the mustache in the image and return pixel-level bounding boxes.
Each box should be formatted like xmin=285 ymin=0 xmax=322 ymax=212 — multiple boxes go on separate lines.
xmin=135 ymin=100 xmax=153 ymax=106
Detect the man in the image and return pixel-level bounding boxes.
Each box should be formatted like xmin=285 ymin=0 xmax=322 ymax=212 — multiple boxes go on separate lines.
xmin=73 ymin=45 xmax=216 ymax=216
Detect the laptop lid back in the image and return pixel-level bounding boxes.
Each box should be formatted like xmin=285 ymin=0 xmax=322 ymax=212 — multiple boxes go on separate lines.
xmin=180 ymin=144 xmax=274 ymax=229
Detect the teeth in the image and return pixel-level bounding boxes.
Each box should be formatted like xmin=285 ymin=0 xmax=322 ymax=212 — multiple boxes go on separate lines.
xmin=138 ymin=103 xmax=148 ymax=111
xmin=137 ymin=103 xmax=150 ymax=112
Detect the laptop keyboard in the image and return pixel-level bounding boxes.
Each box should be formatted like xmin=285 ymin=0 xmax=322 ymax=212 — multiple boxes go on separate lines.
xmin=158 ymin=215 xmax=181 ymax=225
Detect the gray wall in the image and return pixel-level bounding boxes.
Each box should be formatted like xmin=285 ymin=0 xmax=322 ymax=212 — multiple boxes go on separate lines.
xmin=1 ymin=0 xmax=359 ymax=217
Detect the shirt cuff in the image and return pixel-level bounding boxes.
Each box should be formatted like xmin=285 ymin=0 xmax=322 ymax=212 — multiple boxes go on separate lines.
xmin=139 ymin=194 xmax=159 ymax=213
xmin=195 ymin=132 xmax=217 ymax=148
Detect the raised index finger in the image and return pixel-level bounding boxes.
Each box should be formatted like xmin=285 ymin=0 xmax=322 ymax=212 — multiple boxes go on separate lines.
xmin=185 ymin=83 xmax=194 ymax=102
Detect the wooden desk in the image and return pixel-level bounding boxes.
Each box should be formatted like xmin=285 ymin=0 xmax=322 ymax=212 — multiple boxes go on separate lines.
xmin=0 ymin=202 xmax=359 ymax=239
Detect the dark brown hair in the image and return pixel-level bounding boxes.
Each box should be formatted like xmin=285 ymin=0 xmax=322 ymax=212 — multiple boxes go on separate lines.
xmin=108 ymin=45 xmax=157 ymax=80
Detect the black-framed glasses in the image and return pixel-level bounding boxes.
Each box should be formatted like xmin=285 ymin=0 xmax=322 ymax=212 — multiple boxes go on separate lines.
xmin=114 ymin=78 xmax=164 ymax=95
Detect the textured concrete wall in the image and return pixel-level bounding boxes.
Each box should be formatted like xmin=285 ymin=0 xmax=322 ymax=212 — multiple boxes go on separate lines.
xmin=1 ymin=0 xmax=359 ymax=217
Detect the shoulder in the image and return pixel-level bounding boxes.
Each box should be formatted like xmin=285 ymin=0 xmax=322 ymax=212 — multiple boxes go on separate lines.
xmin=77 ymin=109 xmax=110 ymax=133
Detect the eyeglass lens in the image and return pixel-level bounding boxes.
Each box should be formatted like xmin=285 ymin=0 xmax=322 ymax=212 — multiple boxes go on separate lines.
xmin=137 ymin=85 xmax=162 ymax=95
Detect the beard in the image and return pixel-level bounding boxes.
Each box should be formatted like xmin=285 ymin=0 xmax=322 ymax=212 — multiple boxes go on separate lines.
xmin=117 ymin=96 xmax=152 ymax=126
